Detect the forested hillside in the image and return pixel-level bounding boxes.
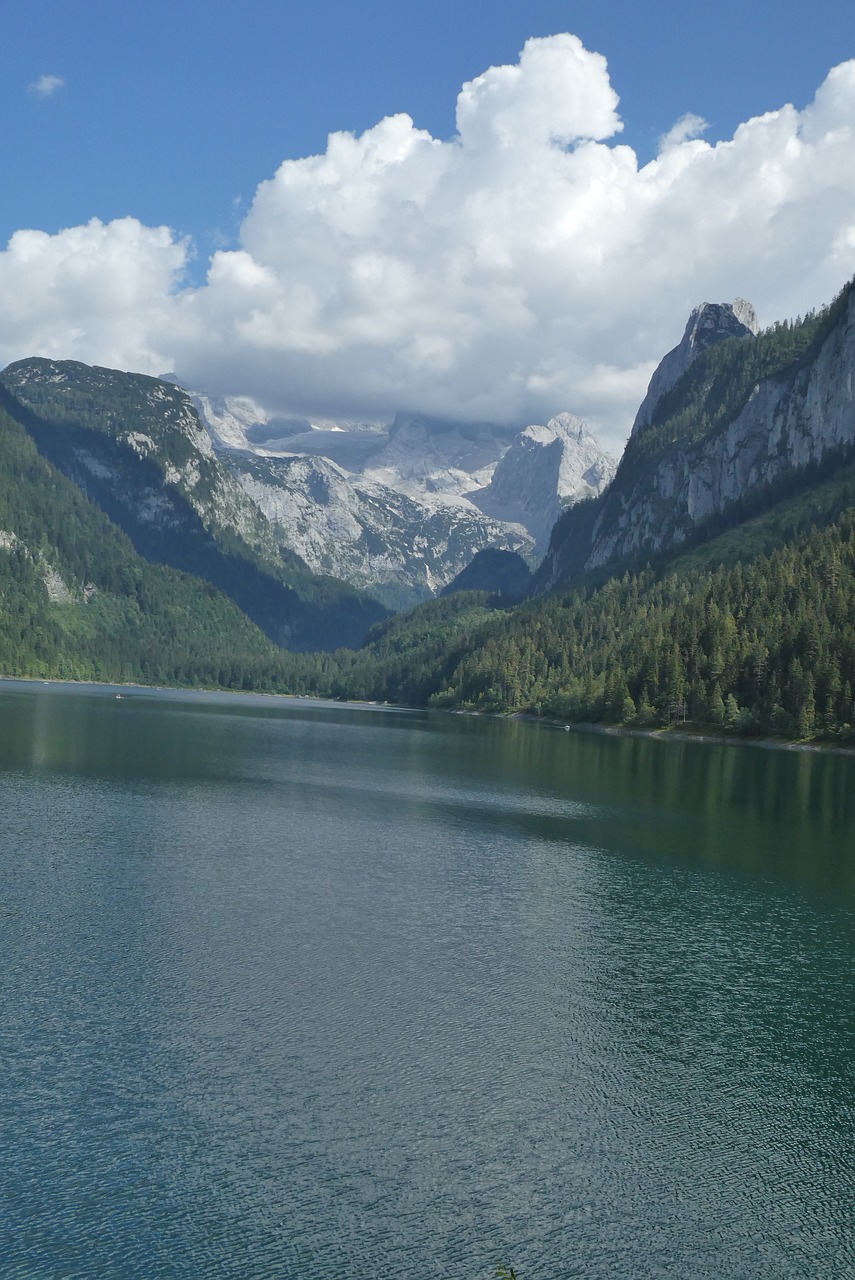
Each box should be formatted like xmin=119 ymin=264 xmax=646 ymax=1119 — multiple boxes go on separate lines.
xmin=0 ymin=401 xmax=288 ymax=686
xmin=0 ymin=362 xmax=387 ymax=650
xmin=277 ymin=466 xmax=855 ymax=743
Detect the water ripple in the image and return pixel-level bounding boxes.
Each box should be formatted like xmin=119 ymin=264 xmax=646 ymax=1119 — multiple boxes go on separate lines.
xmin=0 ymin=688 xmax=853 ymax=1278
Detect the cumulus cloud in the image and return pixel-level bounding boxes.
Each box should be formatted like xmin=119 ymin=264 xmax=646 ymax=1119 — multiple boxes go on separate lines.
xmin=4 ymin=34 xmax=855 ymax=449
xmin=29 ymin=74 xmax=65 ymax=98
xmin=0 ymin=218 xmax=187 ymax=372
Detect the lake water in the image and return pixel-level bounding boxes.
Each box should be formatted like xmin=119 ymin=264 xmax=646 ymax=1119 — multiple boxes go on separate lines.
xmin=0 ymin=681 xmax=853 ymax=1279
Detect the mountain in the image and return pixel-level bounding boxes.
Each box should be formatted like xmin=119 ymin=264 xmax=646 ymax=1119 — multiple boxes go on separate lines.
xmin=0 ymin=360 xmax=388 ymax=650
xmin=630 ymin=298 xmax=759 ymax=436
xmin=468 ymin=412 xmax=616 ymax=548
xmin=536 ymin=280 xmax=855 ymax=588
xmin=229 ymin=450 xmax=532 ymax=611
xmin=193 ymin=397 xmax=541 ymax=606
xmin=192 ymin=397 xmax=614 ymax=603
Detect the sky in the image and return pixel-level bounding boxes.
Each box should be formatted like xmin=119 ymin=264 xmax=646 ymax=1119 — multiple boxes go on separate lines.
xmin=2 ymin=0 xmax=855 ymax=450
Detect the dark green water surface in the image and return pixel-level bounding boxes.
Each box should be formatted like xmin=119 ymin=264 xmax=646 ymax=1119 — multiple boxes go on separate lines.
xmin=0 ymin=681 xmax=853 ymax=1278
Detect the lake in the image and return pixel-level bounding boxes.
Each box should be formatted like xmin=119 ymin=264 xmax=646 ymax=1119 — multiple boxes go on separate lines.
xmin=0 ymin=681 xmax=853 ymax=1278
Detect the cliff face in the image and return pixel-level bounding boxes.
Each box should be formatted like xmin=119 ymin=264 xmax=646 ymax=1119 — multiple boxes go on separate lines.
xmin=468 ymin=412 xmax=616 ymax=549
xmin=537 ymin=280 xmax=855 ymax=588
xmin=589 ymin=289 xmax=854 ymax=569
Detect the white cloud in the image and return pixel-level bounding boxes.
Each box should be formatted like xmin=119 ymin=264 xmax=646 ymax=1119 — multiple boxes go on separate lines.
xmin=0 ymin=218 xmax=187 ymax=372
xmin=659 ymin=112 xmax=709 ymax=151
xmin=4 ymin=35 xmax=855 ymax=450
xmin=29 ymin=74 xmax=65 ymax=98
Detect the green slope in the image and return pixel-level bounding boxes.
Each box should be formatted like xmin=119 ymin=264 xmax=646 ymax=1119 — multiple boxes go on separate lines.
xmin=277 ymin=469 xmax=855 ymax=743
xmin=0 ymin=361 xmax=388 ymax=650
xmin=0 ymin=401 xmax=289 ymax=687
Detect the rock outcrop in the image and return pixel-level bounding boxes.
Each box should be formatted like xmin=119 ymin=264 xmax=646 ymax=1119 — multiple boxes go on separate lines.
xmin=537 ymin=280 xmax=855 ymax=588
xmin=588 ymin=289 xmax=854 ymax=569
xmin=631 ymin=298 xmax=759 ymax=436
xmin=468 ymin=413 xmax=616 ymax=548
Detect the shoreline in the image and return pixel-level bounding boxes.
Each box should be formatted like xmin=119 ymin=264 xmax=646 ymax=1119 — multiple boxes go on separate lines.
xmin=4 ymin=673 xmax=855 ymax=759
xmin=517 ymin=714 xmax=855 ymax=758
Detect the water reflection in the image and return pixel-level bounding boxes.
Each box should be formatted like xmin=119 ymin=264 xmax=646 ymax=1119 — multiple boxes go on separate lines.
xmin=0 ymin=682 xmax=854 ymax=1278
xmin=2 ymin=681 xmax=855 ymax=901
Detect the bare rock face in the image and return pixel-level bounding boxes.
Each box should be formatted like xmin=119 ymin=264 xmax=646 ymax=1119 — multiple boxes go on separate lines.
xmin=585 ymin=288 xmax=855 ymax=571
xmin=631 ymin=299 xmax=760 ymax=436
xmin=468 ymin=413 xmax=616 ymax=549
xmin=230 ymin=451 xmax=533 ymax=611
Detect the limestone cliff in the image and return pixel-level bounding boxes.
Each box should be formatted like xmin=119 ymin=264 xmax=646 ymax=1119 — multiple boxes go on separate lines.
xmin=468 ymin=413 xmax=616 ymax=549
xmin=537 ymin=279 xmax=855 ymax=587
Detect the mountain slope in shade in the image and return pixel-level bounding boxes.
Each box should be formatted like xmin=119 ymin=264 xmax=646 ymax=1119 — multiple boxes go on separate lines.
xmin=439 ymin=548 xmax=533 ymax=599
xmin=0 ymin=360 xmax=388 ymax=650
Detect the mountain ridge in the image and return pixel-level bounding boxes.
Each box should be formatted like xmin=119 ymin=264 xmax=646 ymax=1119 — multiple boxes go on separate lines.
xmin=536 ymin=279 xmax=855 ymax=589
xmin=0 ymin=361 xmax=388 ymax=650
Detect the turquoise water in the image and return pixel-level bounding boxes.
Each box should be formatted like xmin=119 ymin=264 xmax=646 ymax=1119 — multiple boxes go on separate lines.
xmin=0 ymin=681 xmax=853 ymax=1278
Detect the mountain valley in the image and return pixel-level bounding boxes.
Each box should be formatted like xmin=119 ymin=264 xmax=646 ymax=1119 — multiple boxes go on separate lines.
xmin=190 ymin=396 xmax=617 ymax=608
xmin=1 ymin=275 xmax=854 ymax=742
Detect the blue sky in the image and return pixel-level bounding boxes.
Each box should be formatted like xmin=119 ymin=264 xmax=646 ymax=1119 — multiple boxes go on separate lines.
xmin=3 ymin=1 xmax=855 ymax=445
xmin=7 ymin=0 xmax=853 ymax=255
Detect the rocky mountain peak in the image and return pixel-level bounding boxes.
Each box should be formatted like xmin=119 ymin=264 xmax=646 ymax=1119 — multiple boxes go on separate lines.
xmin=631 ymin=297 xmax=759 ymax=436
xmin=469 ymin=412 xmax=616 ymax=549
xmin=519 ymin=411 xmax=588 ymax=449
xmin=682 ymin=297 xmax=759 ymax=351
xmin=728 ymin=298 xmax=760 ymax=333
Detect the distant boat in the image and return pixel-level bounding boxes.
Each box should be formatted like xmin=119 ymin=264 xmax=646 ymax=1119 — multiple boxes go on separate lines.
xmin=115 ymin=694 xmax=123 ymax=700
